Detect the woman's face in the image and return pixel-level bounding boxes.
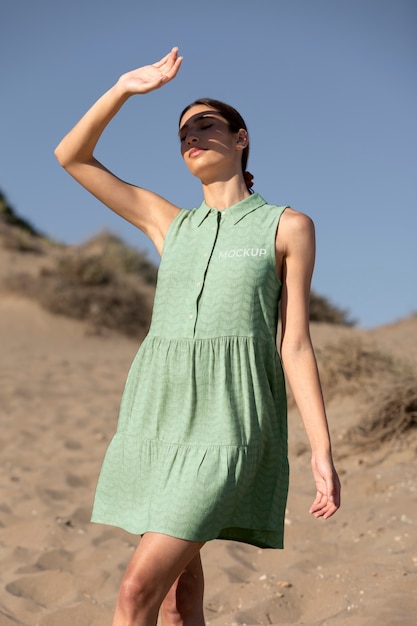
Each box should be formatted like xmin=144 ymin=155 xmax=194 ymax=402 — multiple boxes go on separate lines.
xmin=179 ymin=105 xmax=246 ymax=182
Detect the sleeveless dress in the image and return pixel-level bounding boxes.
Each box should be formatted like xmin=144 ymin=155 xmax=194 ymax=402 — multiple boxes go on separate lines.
xmin=91 ymin=193 xmax=289 ymax=549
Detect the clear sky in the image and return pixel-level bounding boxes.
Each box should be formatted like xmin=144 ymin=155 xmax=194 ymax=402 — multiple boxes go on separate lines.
xmin=2 ymin=0 xmax=416 ymax=328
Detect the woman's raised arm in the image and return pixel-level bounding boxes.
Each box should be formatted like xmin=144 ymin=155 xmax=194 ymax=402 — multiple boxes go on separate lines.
xmin=54 ymin=48 xmax=183 ymax=254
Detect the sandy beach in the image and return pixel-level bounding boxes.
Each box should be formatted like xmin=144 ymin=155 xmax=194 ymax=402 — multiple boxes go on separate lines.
xmin=1 ymin=233 xmax=416 ymax=625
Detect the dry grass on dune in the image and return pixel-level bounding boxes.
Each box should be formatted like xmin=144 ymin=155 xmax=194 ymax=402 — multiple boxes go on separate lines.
xmin=4 ymin=231 xmax=157 ymax=340
xmin=313 ymin=336 xmax=417 ymax=451
xmin=309 ymin=291 xmax=356 ymax=326
xmin=315 ymin=337 xmax=409 ymax=400
xmin=347 ymin=378 xmax=417 ymax=449
xmin=78 ymin=231 xmax=157 ymax=285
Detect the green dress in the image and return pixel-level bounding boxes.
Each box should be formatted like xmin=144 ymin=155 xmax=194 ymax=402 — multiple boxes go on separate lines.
xmin=91 ymin=193 xmax=289 ymax=549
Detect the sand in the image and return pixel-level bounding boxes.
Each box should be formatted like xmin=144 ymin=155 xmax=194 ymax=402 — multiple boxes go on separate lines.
xmin=1 ymin=241 xmax=416 ymax=625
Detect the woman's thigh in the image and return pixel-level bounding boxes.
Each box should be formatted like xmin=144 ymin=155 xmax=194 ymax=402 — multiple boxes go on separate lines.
xmin=122 ymin=532 xmax=205 ymax=600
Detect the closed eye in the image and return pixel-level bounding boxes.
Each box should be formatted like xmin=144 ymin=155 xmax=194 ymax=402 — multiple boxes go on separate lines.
xmin=179 ymin=123 xmax=213 ymax=143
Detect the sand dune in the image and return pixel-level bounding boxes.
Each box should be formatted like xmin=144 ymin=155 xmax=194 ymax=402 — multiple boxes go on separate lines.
xmin=1 ymin=238 xmax=416 ymax=625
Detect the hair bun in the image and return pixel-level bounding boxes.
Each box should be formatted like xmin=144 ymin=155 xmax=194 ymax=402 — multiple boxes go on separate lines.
xmin=244 ymin=171 xmax=254 ymax=190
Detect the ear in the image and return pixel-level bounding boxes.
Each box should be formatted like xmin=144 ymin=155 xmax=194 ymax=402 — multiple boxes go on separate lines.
xmin=236 ymin=129 xmax=248 ymax=150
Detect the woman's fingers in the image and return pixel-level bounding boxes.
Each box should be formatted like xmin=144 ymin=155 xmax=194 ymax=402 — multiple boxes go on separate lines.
xmin=159 ymin=49 xmax=183 ymax=82
xmin=309 ymin=469 xmax=341 ymax=519
xmin=309 ymin=489 xmax=340 ymax=519
xmin=153 ymin=47 xmax=178 ymax=69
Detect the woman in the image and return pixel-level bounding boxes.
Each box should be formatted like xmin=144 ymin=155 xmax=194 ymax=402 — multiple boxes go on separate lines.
xmin=55 ymin=47 xmax=341 ymax=626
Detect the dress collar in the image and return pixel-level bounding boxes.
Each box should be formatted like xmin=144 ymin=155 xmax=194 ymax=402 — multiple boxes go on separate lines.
xmin=195 ymin=193 xmax=268 ymax=227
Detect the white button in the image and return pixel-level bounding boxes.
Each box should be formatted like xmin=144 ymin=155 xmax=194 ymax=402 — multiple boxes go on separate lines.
xmin=196 ymin=282 xmax=201 ymax=287
xmin=204 ymin=253 xmax=208 ymax=258
xmin=189 ymin=314 xmax=193 ymax=319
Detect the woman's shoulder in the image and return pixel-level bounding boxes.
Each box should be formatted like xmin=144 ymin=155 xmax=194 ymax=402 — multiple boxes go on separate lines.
xmin=280 ymin=206 xmax=315 ymax=234
xmin=276 ymin=207 xmax=315 ymax=254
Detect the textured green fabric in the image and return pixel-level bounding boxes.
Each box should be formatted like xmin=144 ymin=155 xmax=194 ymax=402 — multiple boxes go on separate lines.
xmin=91 ymin=193 xmax=289 ymax=549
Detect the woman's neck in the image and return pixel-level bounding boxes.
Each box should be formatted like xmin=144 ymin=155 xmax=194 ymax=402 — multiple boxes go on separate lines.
xmin=201 ymin=178 xmax=251 ymax=210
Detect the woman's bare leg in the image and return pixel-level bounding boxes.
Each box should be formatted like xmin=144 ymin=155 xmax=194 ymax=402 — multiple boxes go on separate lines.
xmin=160 ymin=552 xmax=205 ymax=626
xmin=111 ymin=533 xmax=204 ymax=626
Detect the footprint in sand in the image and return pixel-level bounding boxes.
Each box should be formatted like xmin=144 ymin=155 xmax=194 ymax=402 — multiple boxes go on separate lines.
xmin=6 ymin=570 xmax=77 ymax=606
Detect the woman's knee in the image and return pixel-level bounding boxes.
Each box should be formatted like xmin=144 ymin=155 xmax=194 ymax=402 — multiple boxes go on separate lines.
xmin=117 ymin=569 xmax=161 ymax=614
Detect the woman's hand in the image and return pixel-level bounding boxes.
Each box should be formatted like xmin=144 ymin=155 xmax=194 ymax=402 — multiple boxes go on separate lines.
xmin=309 ymin=452 xmax=341 ymax=519
xmin=117 ymin=47 xmax=183 ymax=95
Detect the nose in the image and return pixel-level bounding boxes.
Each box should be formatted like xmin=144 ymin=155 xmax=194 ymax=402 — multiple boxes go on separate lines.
xmin=186 ymin=132 xmax=198 ymax=145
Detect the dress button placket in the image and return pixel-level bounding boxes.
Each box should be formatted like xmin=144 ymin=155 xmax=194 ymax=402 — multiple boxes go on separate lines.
xmin=192 ymin=210 xmax=222 ymax=336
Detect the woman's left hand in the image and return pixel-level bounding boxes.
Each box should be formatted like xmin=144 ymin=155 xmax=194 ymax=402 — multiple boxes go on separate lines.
xmin=117 ymin=47 xmax=183 ymax=95
xmin=309 ymin=453 xmax=341 ymax=519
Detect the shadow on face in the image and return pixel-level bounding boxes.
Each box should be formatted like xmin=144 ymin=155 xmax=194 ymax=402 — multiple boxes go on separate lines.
xmin=178 ymin=109 xmax=237 ymax=157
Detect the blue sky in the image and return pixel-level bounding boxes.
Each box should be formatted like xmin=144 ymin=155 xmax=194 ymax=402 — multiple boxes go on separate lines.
xmin=1 ymin=0 xmax=416 ymax=328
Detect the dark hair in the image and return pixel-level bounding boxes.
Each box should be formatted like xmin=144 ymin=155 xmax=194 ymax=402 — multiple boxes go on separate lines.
xmin=179 ymin=98 xmax=253 ymax=191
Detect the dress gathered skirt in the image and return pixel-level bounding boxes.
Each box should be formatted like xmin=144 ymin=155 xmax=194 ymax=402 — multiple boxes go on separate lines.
xmin=91 ymin=193 xmax=290 ymax=549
